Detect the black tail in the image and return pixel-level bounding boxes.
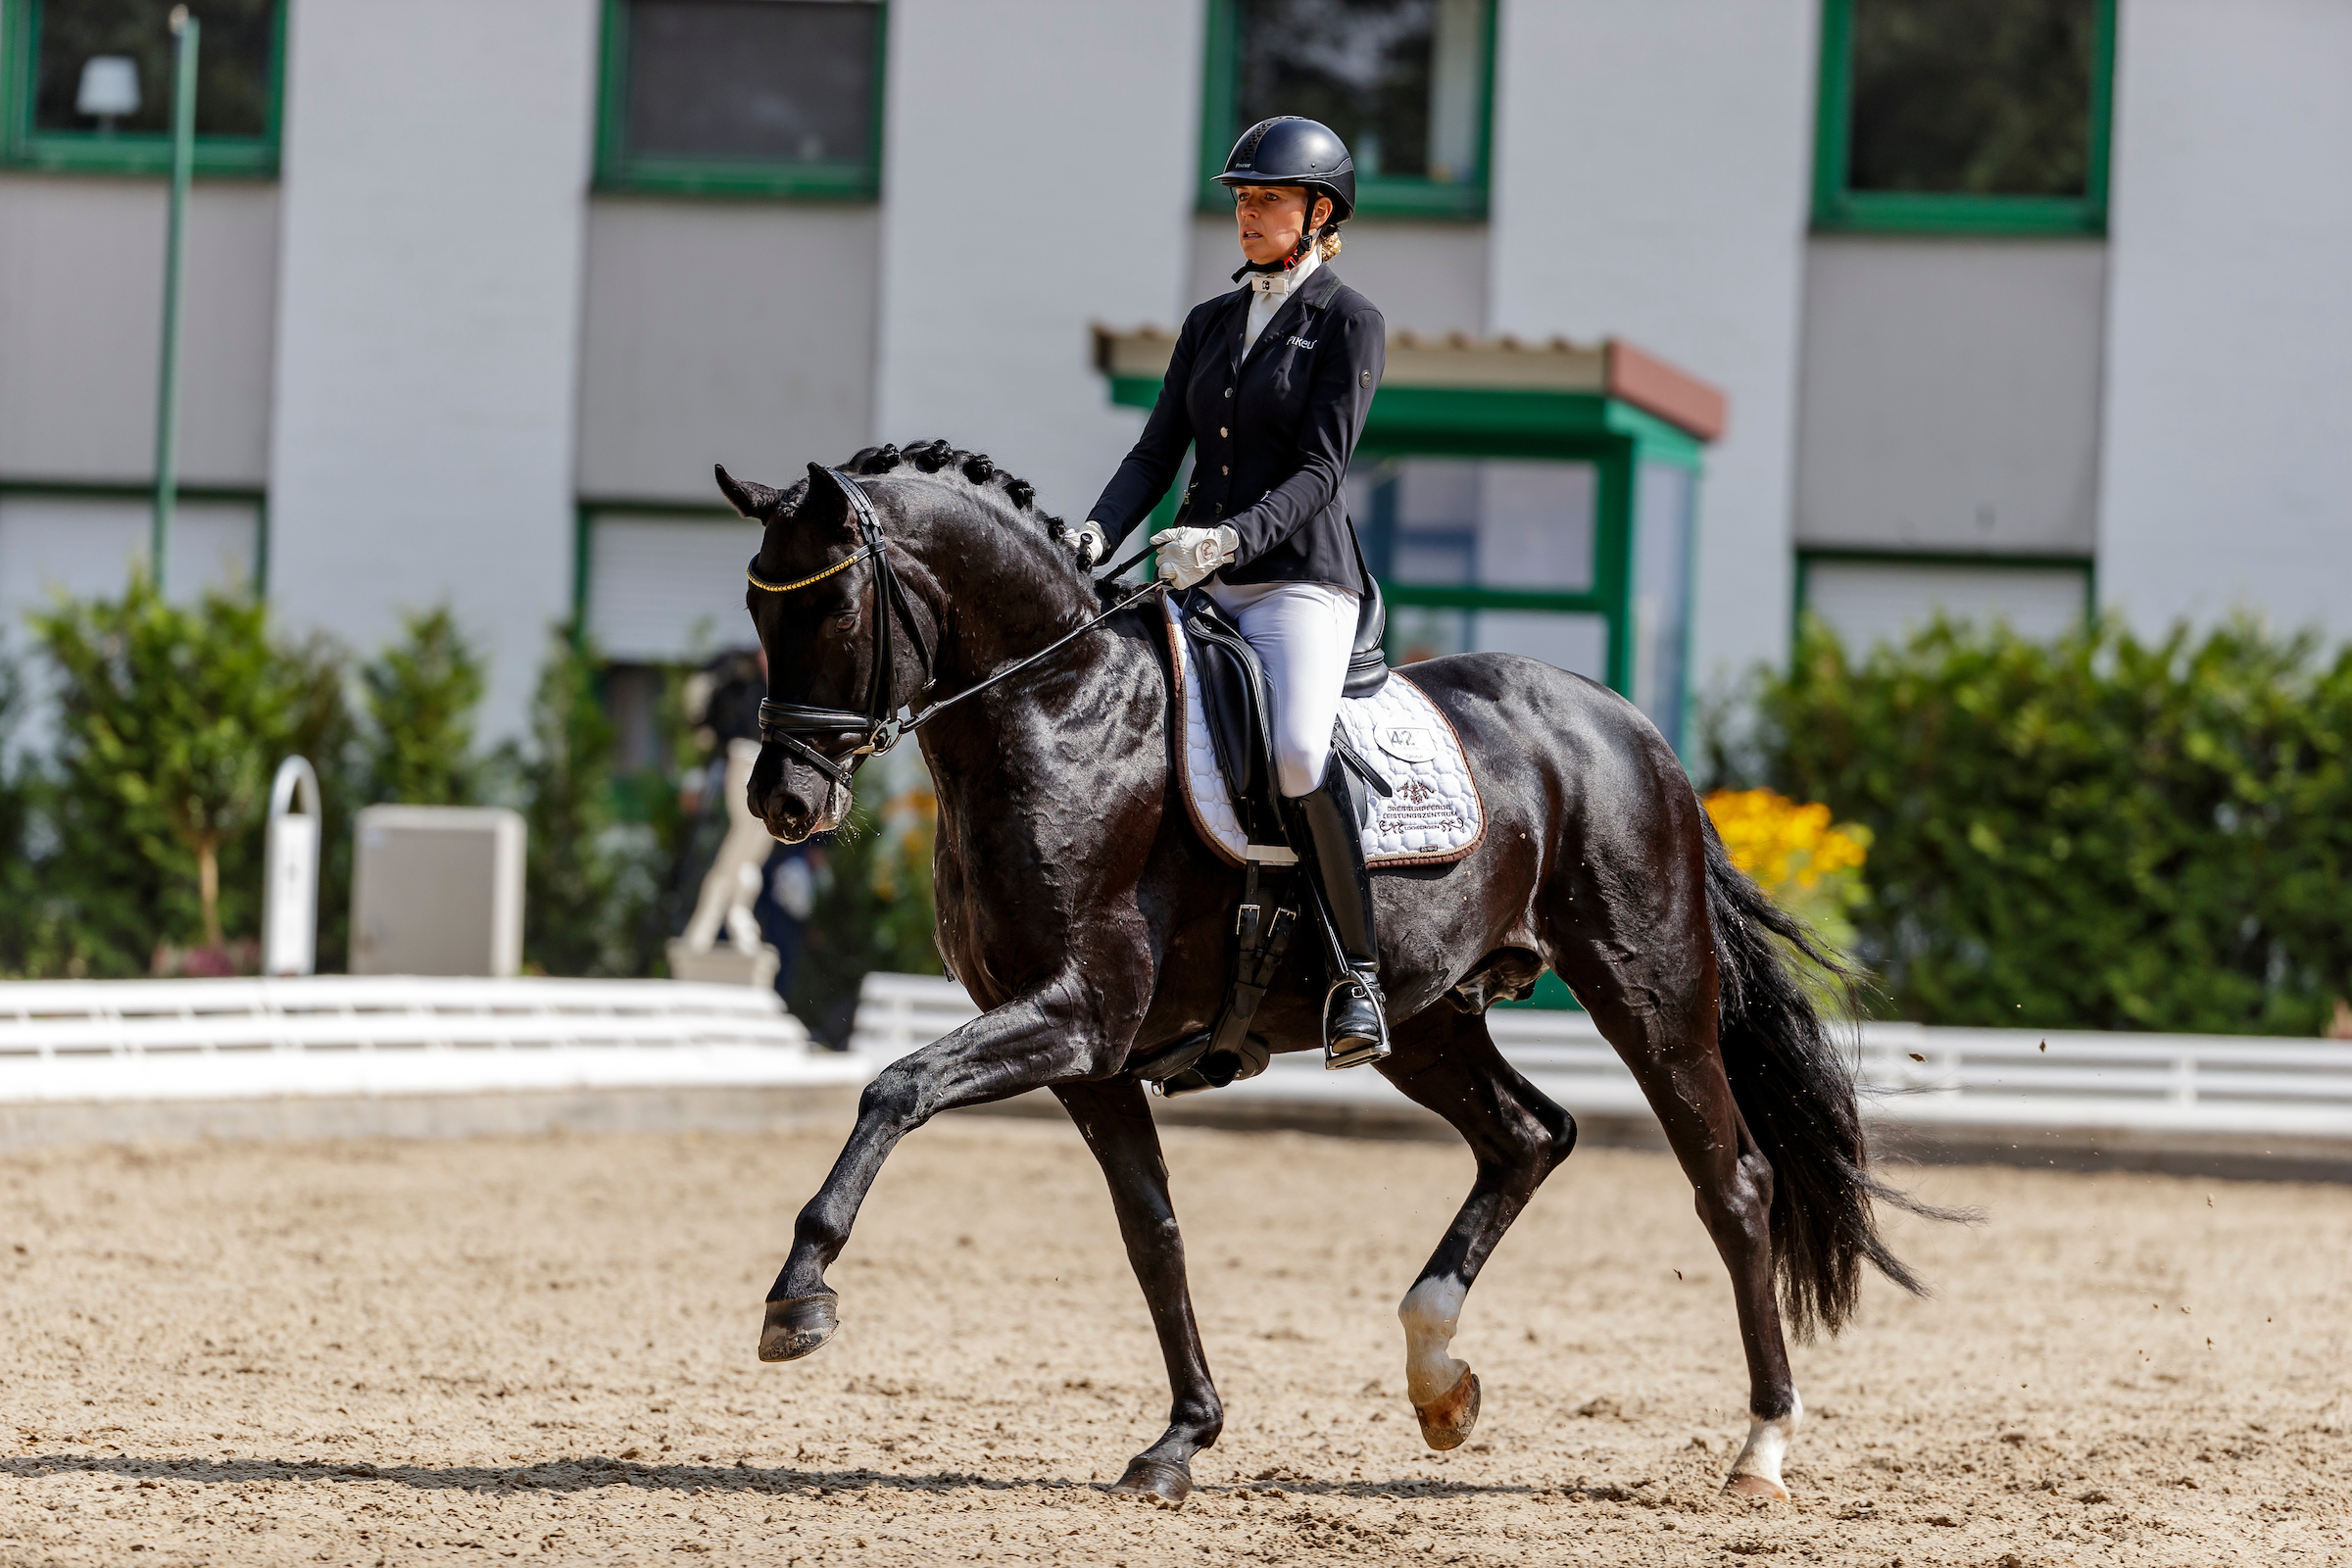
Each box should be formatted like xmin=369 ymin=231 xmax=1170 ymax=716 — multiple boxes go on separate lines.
xmin=1699 ymin=811 xmax=1954 ymax=1340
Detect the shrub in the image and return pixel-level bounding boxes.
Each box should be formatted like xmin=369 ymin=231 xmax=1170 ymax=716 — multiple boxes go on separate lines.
xmin=510 ymin=625 xmax=662 ymax=978
xmin=361 ymin=606 xmax=485 ymax=807
xmin=1702 ymin=787 xmax=1872 ymax=997
xmin=28 ymin=574 xmax=347 ymax=969
xmin=1729 ymin=615 xmax=2352 ymax=1035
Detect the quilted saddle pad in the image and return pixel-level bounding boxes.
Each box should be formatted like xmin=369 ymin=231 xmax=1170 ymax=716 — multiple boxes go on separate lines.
xmin=1162 ymin=597 xmax=1486 ymax=868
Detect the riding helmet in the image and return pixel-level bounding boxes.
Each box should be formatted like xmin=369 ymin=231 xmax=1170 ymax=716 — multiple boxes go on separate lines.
xmin=1217 ymin=116 xmax=1356 ymax=224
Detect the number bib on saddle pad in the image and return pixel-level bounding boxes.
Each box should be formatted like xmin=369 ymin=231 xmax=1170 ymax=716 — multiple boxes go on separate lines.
xmin=1162 ymin=596 xmax=1485 ymax=867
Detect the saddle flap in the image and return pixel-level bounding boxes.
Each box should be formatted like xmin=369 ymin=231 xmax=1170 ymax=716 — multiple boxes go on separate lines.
xmin=1177 ymin=591 xmax=1281 ymax=840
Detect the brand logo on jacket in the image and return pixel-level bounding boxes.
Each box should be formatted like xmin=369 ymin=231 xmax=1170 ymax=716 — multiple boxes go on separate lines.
xmin=1287 ymin=336 xmax=1316 ymax=349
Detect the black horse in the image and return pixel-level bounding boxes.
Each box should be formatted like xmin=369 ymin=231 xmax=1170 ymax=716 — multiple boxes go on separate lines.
xmin=719 ymin=440 xmax=1931 ymax=1507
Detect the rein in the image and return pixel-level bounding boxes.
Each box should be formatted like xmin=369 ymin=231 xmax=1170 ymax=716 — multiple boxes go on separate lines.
xmin=749 ymin=466 xmax=1161 ymax=791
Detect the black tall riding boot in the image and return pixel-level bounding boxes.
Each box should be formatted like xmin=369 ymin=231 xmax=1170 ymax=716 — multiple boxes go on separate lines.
xmin=1289 ymin=758 xmax=1390 ymax=1070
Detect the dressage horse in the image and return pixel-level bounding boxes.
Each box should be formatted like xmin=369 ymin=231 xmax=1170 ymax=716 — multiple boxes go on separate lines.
xmin=720 ymin=440 xmax=1934 ymax=1507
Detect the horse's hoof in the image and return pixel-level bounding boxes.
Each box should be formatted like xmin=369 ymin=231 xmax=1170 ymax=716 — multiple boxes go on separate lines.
xmin=1723 ymin=1471 xmax=1790 ymax=1502
xmin=758 ymin=1294 xmax=840 ymax=1362
xmin=1412 ymin=1367 xmax=1481 ymax=1450
xmin=1109 ymin=1455 xmax=1191 ymax=1509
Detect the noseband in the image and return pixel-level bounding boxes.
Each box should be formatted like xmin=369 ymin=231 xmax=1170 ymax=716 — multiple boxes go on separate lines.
xmin=749 ymin=467 xmax=1163 ymax=796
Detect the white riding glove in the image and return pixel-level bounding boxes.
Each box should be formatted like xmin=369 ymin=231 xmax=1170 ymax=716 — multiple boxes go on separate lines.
xmin=1066 ymin=519 xmax=1107 ymax=569
xmin=1151 ymin=524 xmax=1240 ymax=590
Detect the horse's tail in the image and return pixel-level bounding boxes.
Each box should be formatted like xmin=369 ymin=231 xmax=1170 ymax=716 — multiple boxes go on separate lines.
xmin=1699 ymin=811 xmax=1946 ymax=1340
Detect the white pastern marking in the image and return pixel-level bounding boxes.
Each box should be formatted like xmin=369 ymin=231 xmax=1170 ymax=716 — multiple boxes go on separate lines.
xmin=1397 ymin=1274 xmax=1470 ymax=1406
xmin=1727 ymin=1389 xmax=1804 ymax=1493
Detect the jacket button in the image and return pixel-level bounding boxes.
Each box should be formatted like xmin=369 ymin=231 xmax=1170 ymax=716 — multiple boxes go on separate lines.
xmin=1221 ymin=466 xmax=1230 ymax=474
xmin=1224 ymin=388 xmax=1233 ymax=398
xmin=1219 ymin=426 xmax=1229 ymax=438
xmin=1212 ymin=503 xmax=1223 ymax=514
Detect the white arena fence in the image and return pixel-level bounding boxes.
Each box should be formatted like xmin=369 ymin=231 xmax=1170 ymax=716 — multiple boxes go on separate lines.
xmin=0 ymin=976 xmax=861 ymax=1103
xmin=850 ymin=971 xmax=2352 ymax=1142
xmin=9 ymin=970 xmax=2348 ymax=1146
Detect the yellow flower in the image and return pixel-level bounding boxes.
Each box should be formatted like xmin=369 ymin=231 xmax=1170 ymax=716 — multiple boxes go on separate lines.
xmin=1703 ymin=788 xmax=1869 ymax=894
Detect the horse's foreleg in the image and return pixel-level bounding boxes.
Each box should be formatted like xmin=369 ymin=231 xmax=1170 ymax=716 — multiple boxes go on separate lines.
xmin=760 ymin=985 xmax=1117 ymax=1360
xmin=1376 ymin=1006 xmax=1578 ymax=1450
xmin=1053 ymin=1077 xmax=1219 ymax=1508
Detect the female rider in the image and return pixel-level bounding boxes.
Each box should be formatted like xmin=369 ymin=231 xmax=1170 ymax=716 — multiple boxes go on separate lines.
xmin=1076 ymin=116 xmax=1390 ymax=1070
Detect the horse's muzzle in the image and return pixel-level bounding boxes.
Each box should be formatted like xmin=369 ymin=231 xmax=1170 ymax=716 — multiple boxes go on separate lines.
xmin=749 ymin=744 xmax=851 ymax=844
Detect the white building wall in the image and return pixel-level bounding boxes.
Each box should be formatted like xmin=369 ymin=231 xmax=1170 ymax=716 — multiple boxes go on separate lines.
xmin=265 ymin=0 xmax=601 ymax=734
xmin=0 ymin=177 xmax=278 ymax=487
xmin=1488 ymin=0 xmax=1818 ymax=699
xmin=2096 ymin=0 xmax=2352 ymax=646
xmin=870 ymin=0 xmax=1203 ymax=526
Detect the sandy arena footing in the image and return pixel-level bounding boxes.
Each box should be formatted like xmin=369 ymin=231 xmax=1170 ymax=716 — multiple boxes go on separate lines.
xmin=2 ymin=1113 xmax=2348 ymax=1565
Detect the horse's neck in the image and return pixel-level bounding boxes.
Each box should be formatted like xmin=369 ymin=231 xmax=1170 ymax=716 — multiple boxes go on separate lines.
xmin=915 ymin=521 xmax=1105 ymax=688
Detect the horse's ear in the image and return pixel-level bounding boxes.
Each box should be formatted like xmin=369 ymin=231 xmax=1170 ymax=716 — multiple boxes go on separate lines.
xmin=800 ymin=462 xmax=857 ymax=533
xmin=714 ymin=463 xmax=783 ymax=520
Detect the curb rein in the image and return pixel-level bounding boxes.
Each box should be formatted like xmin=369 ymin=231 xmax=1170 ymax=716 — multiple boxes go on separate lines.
xmin=747 ymin=466 xmax=1162 ymax=792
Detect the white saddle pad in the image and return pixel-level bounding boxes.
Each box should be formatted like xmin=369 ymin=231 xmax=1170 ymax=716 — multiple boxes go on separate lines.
xmin=1163 ymin=597 xmax=1486 ymax=868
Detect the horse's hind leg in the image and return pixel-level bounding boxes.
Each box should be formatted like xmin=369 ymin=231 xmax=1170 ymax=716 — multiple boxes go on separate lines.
xmin=1053 ymin=1078 xmax=1220 ymax=1508
xmin=1375 ymin=1004 xmax=1578 ymax=1449
xmin=1558 ymin=948 xmax=1802 ymax=1498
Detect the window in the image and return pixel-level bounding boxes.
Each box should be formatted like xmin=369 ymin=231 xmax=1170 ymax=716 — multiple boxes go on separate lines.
xmin=1812 ymin=0 xmax=2114 ymax=235
xmin=1798 ymin=552 xmax=2092 ymax=651
xmin=1200 ymin=0 xmax=1493 ymax=220
xmin=596 ymin=0 xmax=886 ymax=199
xmin=0 ymin=0 xmax=282 ymax=175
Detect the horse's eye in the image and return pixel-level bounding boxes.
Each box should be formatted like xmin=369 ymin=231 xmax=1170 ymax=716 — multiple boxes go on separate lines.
xmin=834 ymin=612 xmax=858 ymax=631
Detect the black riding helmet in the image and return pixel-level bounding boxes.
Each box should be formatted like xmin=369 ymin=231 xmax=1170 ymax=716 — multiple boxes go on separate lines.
xmin=1219 ymin=116 xmax=1354 ymax=275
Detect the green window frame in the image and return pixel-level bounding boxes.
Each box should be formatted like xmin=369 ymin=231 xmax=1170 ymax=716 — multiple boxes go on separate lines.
xmin=1198 ymin=0 xmax=1495 ymax=222
xmin=1811 ymin=0 xmax=2115 ymax=237
xmin=594 ymin=0 xmax=888 ymax=201
xmin=0 ymin=0 xmax=284 ymax=177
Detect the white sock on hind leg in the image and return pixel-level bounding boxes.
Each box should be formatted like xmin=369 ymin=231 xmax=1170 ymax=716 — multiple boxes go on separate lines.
xmin=1726 ymin=1390 xmax=1803 ymax=1497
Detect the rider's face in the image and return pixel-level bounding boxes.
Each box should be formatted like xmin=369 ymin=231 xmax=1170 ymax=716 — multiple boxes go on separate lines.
xmin=1233 ymin=185 xmax=1330 ymax=267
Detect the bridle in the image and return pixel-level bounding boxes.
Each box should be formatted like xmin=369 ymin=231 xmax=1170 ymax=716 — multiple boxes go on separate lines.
xmin=749 ymin=466 xmax=1161 ymax=794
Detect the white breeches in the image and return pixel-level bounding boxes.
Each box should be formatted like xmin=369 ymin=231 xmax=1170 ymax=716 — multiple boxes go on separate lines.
xmin=1202 ymin=577 xmax=1361 ymax=799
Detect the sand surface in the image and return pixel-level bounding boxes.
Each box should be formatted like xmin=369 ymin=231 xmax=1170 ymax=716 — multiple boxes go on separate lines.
xmin=3 ymin=1109 xmax=2349 ymax=1566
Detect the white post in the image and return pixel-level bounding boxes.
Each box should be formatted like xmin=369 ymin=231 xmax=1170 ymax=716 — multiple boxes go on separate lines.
xmin=262 ymin=757 xmax=322 ymax=976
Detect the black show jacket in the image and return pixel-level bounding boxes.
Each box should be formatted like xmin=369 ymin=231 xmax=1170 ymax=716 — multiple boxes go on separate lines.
xmin=1088 ymin=265 xmax=1385 ymax=592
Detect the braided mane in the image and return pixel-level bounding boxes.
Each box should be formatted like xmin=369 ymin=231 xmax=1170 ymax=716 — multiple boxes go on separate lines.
xmin=814 ymin=438 xmax=1117 ymax=605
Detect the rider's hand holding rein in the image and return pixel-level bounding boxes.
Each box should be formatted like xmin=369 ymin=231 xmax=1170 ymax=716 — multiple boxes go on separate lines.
xmin=1152 ymin=525 xmax=1240 ymax=589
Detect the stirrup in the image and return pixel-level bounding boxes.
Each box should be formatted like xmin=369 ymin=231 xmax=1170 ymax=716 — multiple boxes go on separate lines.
xmin=1323 ymin=978 xmax=1390 ymax=1071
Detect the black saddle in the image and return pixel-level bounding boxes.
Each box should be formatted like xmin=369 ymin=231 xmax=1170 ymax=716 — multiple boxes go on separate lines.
xmin=1175 ymin=577 xmax=1392 ymax=852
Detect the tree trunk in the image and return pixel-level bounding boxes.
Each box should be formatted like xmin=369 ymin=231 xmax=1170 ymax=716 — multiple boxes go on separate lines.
xmin=197 ymin=834 xmax=221 ymax=950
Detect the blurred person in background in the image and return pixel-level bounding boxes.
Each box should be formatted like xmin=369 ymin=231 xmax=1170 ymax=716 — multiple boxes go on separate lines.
xmin=676 ymin=648 xmax=819 ymax=1013
xmin=1077 ymin=116 xmax=1392 ymax=1068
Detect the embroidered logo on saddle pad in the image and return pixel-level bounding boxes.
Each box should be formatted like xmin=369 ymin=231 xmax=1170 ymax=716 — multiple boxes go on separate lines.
xmin=1163 ymin=599 xmax=1485 ymax=867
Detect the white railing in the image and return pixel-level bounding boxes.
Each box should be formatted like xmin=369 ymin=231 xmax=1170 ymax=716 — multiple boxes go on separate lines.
xmin=16 ymin=968 xmax=2347 ymax=1142
xmin=0 ymin=975 xmax=861 ymax=1102
xmin=850 ymin=971 xmax=2352 ymax=1139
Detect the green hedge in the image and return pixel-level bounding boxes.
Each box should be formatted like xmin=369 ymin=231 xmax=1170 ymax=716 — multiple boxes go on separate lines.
xmin=0 ymin=585 xmax=692 ymax=981
xmin=1719 ymin=616 xmax=2352 ymax=1036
